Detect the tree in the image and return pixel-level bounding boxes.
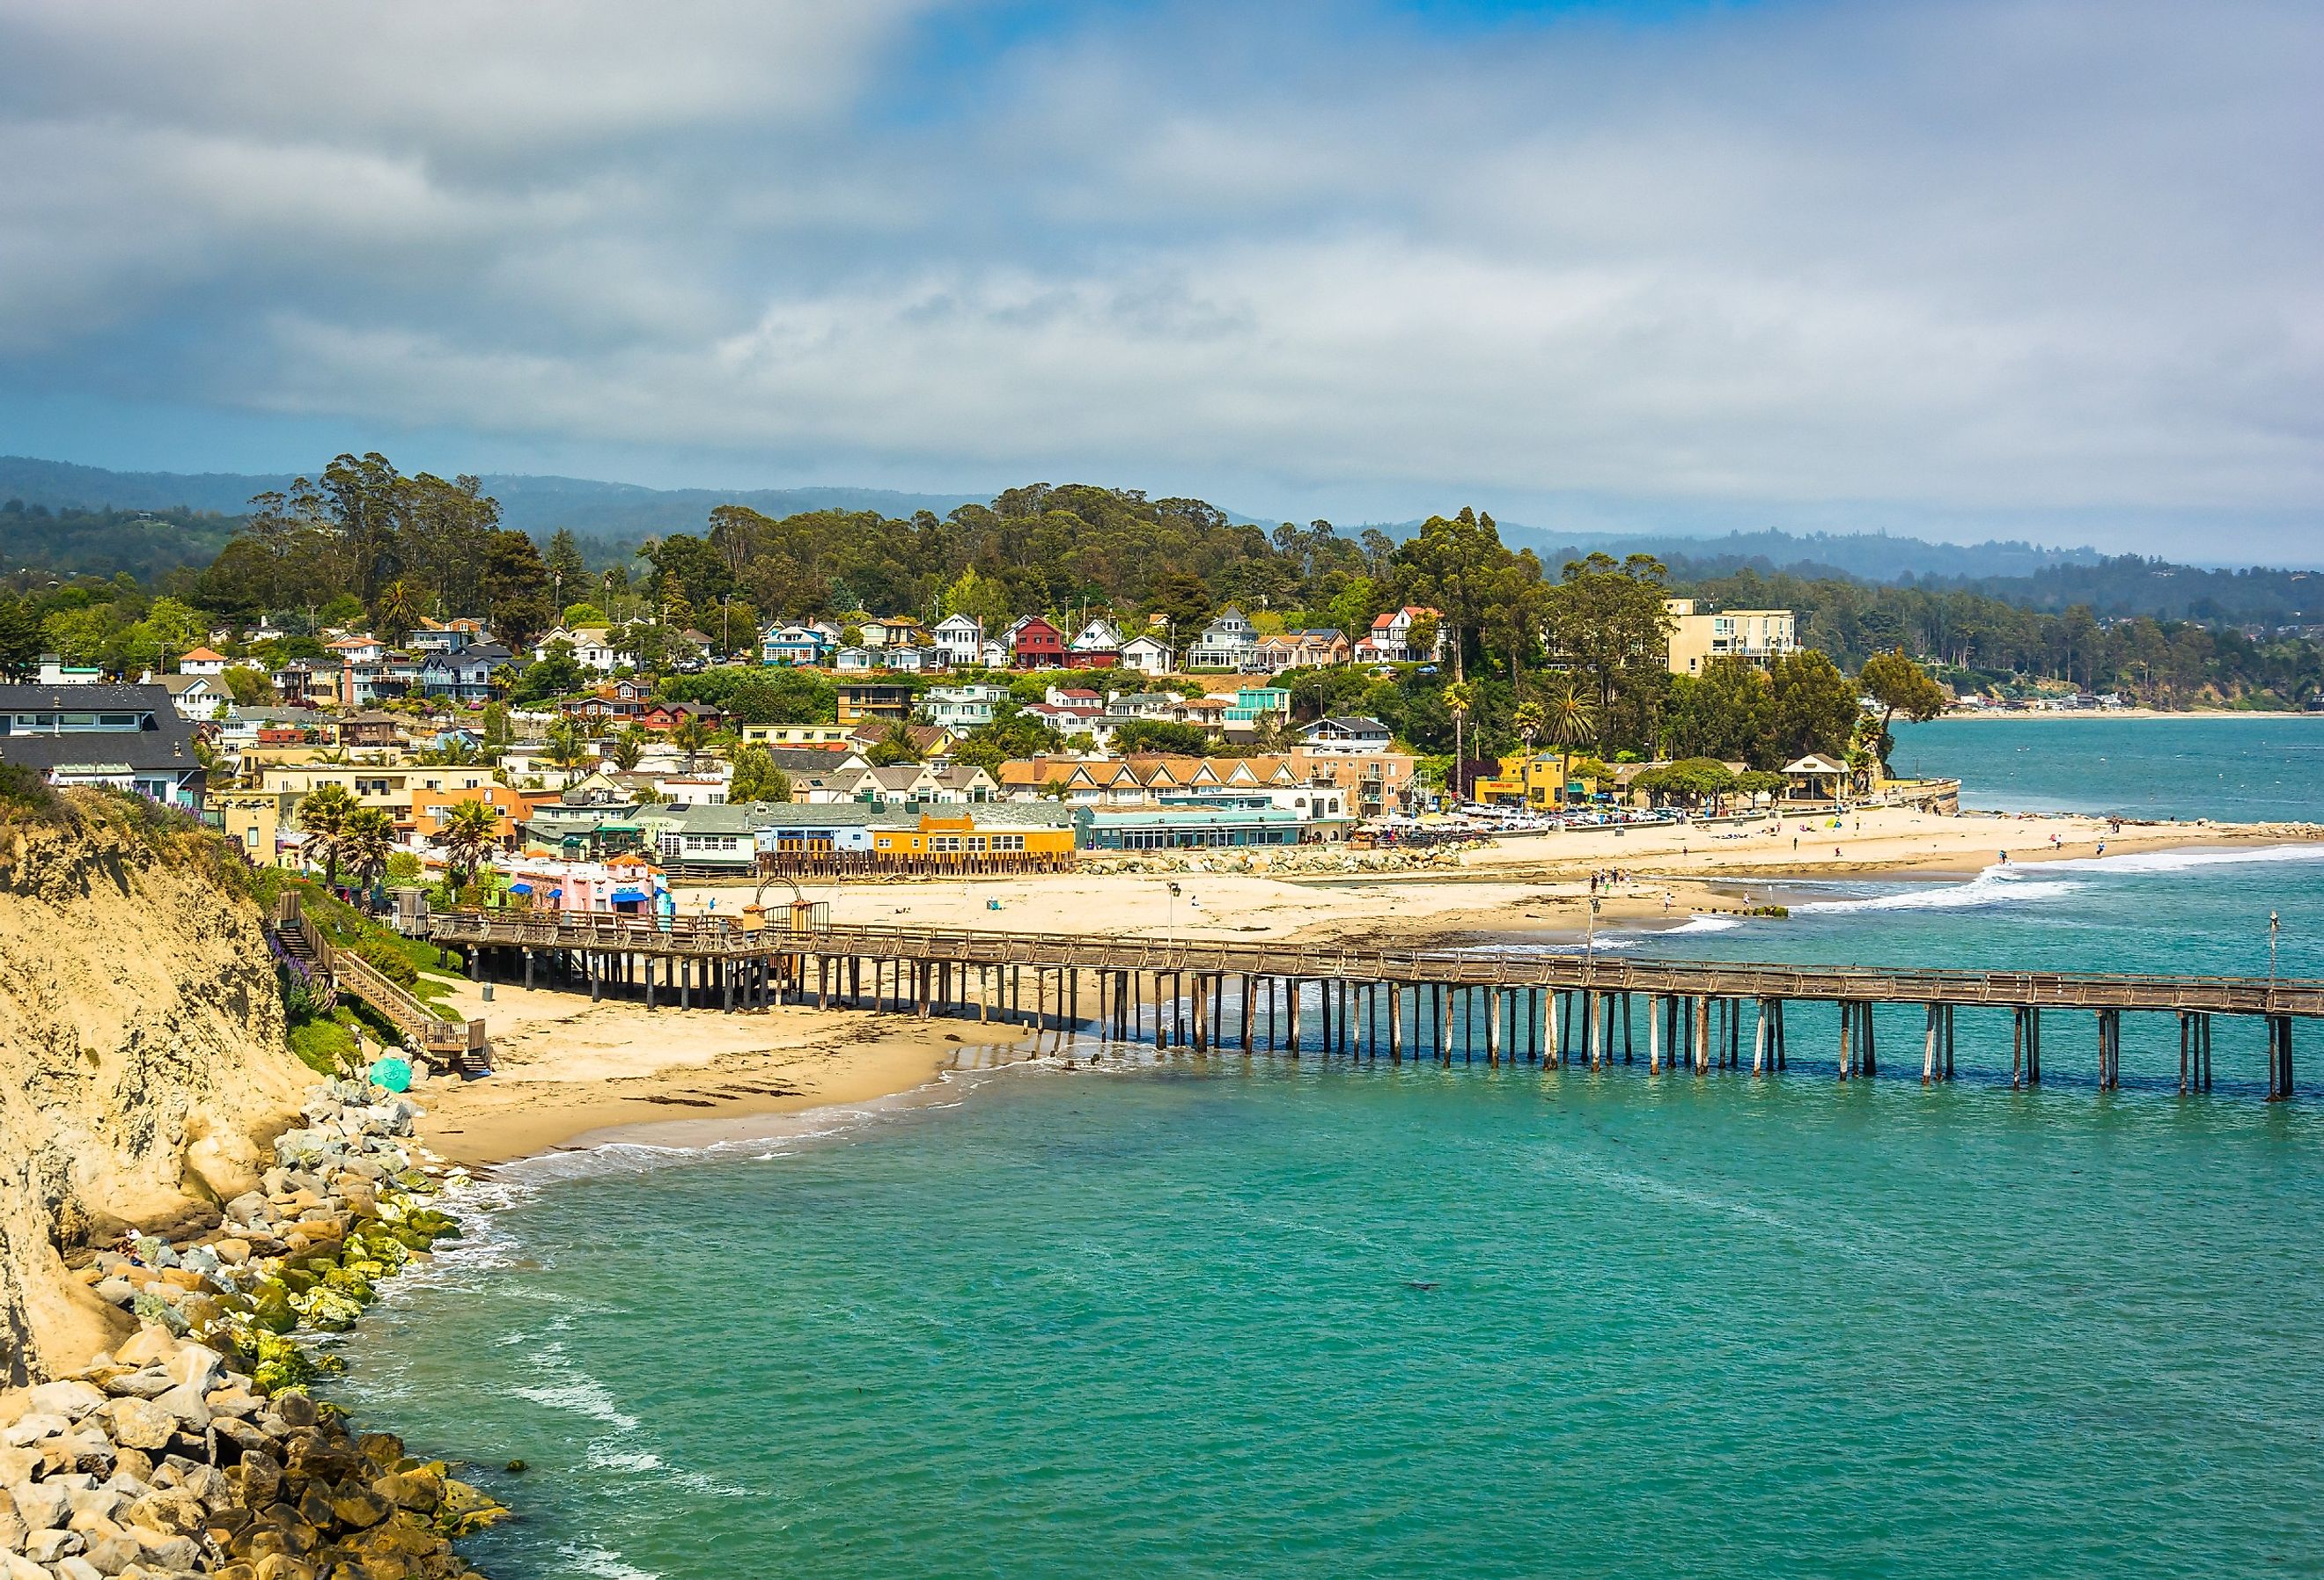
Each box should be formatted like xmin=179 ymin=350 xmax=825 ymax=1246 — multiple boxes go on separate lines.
xmin=1145 ymin=568 xmax=1214 ymax=645
xmin=1111 ymin=719 xmax=1210 ymax=756
xmin=372 ymin=579 xmax=423 ymax=644
xmin=1392 ymin=508 xmax=1506 ymax=680
xmin=343 ymin=806 xmax=396 ymax=894
xmin=609 ymin=725 xmax=647 ymax=770
xmin=1633 ymin=757 xmax=1738 ymax=810
xmin=544 ymin=719 xmax=591 ymax=785
xmin=952 ymin=702 xmax=1066 ymax=773
xmin=668 ymin=715 xmax=716 ymax=773
xmin=434 ymin=799 xmax=502 ymax=891
xmin=297 ymin=784 xmax=358 ymax=884
xmin=544 ymin=528 xmax=591 ymax=608
xmin=729 ymin=744 xmax=792 ymax=803
xmin=1441 ymin=679 xmax=1477 ymax=797
xmin=477 ymin=529 xmax=555 ymax=648
xmin=1541 ymin=681 xmax=1598 ymax=805
xmin=1662 ymin=658 xmax=1774 ymax=768
xmin=222 ymin=665 xmax=277 ymax=706
xmin=866 ymin=721 xmax=923 ymax=767
xmin=1512 ymin=701 xmax=1547 ymax=751
xmin=1540 ymin=553 xmax=1674 ymax=753
xmin=1768 ymin=650 xmax=1861 ymax=761
xmin=1857 ymin=648 xmax=1951 ymax=767
xmin=513 ymin=641 xmax=585 ymax=704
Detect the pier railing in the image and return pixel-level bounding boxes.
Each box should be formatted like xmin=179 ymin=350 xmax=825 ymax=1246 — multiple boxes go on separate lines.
xmin=423 ymin=909 xmax=2324 ymax=1018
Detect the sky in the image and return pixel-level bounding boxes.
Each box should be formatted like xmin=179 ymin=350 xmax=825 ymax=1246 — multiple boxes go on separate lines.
xmin=1 ymin=0 xmax=2320 ymax=558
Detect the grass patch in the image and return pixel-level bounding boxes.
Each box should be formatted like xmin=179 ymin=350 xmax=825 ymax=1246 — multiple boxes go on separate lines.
xmin=288 ymin=1016 xmax=357 ymax=1074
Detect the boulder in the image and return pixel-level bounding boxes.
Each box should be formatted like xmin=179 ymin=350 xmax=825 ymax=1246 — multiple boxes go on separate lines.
xmin=114 ymin=1329 xmax=180 ymax=1371
xmin=53 ymin=1556 xmax=105 ymax=1580
xmin=149 ymin=1385 xmax=210 ymax=1435
xmin=164 ymin=1345 xmax=225 ymax=1397
xmin=77 ymin=1532 xmax=141 ymax=1575
xmin=12 ymin=1478 xmax=72 ymax=1529
xmin=24 ymin=1381 xmax=105 ymax=1422
xmin=23 ymin=1526 xmax=83 ymax=1562
xmin=102 ymin=1368 xmax=178 ymax=1401
xmin=0 ymin=1415 xmax=65 ymax=1449
xmin=100 ymin=1400 xmax=177 ymax=1452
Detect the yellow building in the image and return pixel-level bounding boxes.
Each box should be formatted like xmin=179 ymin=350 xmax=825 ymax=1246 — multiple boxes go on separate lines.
xmin=1664 ymin=599 xmax=1798 ymax=675
xmin=738 ymin=723 xmax=859 ymax=748
xmin=210 ymin=789 xmax=296 ymax=864
xmin=866 ymin=808 xmax=1077 ymax=868
xmin=1473 ymin=753 xmax=1576 ymax=809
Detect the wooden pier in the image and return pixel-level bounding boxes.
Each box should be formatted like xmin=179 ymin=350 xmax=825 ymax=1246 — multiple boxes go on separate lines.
xmin=424 ymin=910 xmax=2315 ymax=1100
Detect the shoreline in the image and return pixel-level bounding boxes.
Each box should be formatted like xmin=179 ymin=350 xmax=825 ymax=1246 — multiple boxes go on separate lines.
xmin=420 ymin=817 xmax=2324 ymax=1171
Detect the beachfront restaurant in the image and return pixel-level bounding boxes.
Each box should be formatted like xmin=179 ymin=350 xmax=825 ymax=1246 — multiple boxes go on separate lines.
xmin=1076 ymin=805 xmax=1307 ymax=850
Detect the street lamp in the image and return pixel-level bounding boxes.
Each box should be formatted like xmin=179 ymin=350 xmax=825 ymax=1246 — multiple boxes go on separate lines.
xmin=1167 ymin=880 xmax=1181 ymax=933
xmin=2270 ymin=910 xmax=2281 ymax=984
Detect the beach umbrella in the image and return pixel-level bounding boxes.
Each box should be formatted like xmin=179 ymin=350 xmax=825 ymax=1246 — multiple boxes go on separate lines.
xmin=369 ymin=1055 xmax=414 ymax=1093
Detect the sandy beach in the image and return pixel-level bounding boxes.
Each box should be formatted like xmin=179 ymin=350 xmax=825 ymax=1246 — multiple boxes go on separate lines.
xmin=412 ymin=981 xmax=991 ymax=1168
xmin=673 ymin=804 xmax=2320 ymax=948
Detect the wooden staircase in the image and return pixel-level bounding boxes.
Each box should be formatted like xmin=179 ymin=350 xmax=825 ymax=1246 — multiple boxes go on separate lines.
xmin=268 ymin=893 xmax=490 ymax=1076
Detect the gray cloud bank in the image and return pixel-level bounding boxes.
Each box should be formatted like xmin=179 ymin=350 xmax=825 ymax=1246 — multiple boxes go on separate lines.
xmin=2 ymin=0 xmax=2319 ymax=556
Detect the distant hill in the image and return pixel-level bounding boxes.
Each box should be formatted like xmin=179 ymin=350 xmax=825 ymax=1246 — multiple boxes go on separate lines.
xmin=1358 ymin=518 xmax=2105 ymax=584
xmin=0 ymin=456 xmax=983 ymax=571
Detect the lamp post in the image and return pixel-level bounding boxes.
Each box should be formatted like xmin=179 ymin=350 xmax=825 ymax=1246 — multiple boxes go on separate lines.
xmin=2270 ymin=910 xmax=2281 ymax=984
xmin=1167 ymin=880 xmax=1180 ymax=934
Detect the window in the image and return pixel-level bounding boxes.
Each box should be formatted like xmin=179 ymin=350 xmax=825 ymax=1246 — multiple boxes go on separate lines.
xmin=993 ymin=834 xmax=1024 ymax=852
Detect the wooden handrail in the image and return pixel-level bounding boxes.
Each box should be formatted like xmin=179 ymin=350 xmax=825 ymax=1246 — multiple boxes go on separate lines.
xmin=423 ymin=909 xmax=2324 ymax=1018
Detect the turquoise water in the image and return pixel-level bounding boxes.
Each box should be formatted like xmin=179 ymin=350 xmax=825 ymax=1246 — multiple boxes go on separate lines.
xmin=1892 ymin=715 xmax=2324 ymax=821
xmin=332 ymin=723 xmax=2324 ymax=1578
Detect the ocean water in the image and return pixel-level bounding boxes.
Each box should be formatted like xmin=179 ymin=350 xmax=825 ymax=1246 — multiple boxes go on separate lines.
xmin=330 ymin=723 xmax=2324 ymax=1579
xmin=1891 ymin=714 xmax=2324 ymax=821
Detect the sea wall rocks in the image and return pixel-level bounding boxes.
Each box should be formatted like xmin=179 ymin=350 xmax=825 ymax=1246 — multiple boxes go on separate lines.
xmin=0 ymin=1077 xmax=503 ymax=1579
xmin=1080 ymin=841 xmax=1486 ymax=878
xmin=0 ymin=807 xmax=312 ymax=1382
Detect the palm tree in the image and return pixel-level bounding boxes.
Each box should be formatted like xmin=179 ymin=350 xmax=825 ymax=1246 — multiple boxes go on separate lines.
xmin=609 ymin=725 xmax=648 ymax=770
xmin=297 ymin=783 xmax=358 ymax=884
xmin=435 ymin=799 xmax=502 ymax=893
xmin=669 ymin=714 xmax=716 ymax=774
xmin=1544 ymin=682 xmax=1598 ymax=807
xmin=544 ymin=718 xmax=590 ymax=786
xmin=343 ymin=806 xmax=396 ymax=899
xmin=373 ymin=580 xmax=421 ymax=644
xmin=1442 ymin=680 xmax=1476 ymax=802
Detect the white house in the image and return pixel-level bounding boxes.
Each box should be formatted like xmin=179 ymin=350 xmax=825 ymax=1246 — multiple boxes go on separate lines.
xmin=1068 ymin=617 xmax=1123 ymax=659
xmin=176 ymin=646 xmax=232 ymax=677
xmin=1186 ymin=606 xmax=1257 ymax=670
xmin=1121 ymin=633 xmax=1173 ymax=675
xmin=934 ymin=614 xmax=985 ymax=668
xmin=979 ymin=637 xmax=1011 ymax=668
xmin=1300 ymin=716 xmax=1394 ymax=753
xmin=36 ymin=656 xmax=104 ymax=685
xmin=537 ymin=626 xmax=619 ymax=673
xmin=923 ymin=683 xmax=1009 ymax=731
xmin=1354 ymin=606 xmax=1445 ymax=665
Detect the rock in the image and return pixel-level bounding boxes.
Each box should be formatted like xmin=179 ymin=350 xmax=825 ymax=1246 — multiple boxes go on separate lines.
xmin=272 ymin=1395 xmax=317 ymax=1431
xmin=147 ymin=1385 xmax=210 ymax=1436
xmin=78 ymin=1532 xmax=140 ymax=1574
xmin=123 ymin=1488 xmax=205 ymax=1540
xmin=113 ymin=1329 xmax=179 ymax=1371
xmin=203 ymin=1387 xmax=263 ymax=1421
xmin=44 ymin=1430 xmax=116 ymax=1476
xmin=101 ymin=1366 xmax=178 ymax=1402
xmin=127 ymin=1526 xmax=202 ymax=1570
xmin=212 ymin=1238 xmax=253 ymax=1266
xmin=23 ymin=1526 xmax=83 ymax=1562
xmin=326 ymin=1486 xmax=390 ymax=1529
xmin=163 ymin=1346 xmax=224 ymax=1397
xmin=0 ymin=1551 xmax=46 ymax=1580
xmin=99 ymin=1400 xmax=177 ymax=1452
xmin=54 ymin=1555 xmax=106 ymax=1580
xmin=0 ymin=1446 xmax=38 ymax=1484
xmin=0 ymin=1507 xmax=19 ymax=1550
xmin=0 ymin=1414 xmax=66 ymax=1449
xmin=24 ymin=1381 xmax=104 ymax=1422
xmin=94 ymin=1278 xmax=137 ymax=1306
xmin=13 ymin=1478 xmax=72 ymax=1529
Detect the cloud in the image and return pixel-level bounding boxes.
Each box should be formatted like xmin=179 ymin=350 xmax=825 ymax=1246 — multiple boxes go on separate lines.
xmin=1 ymin=0 xmax=2320 ymax=555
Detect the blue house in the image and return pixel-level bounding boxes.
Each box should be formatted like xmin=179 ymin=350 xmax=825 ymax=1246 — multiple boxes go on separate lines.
xmin=761 ymin=624 xmax=832 ymax=667
xmin=421 ymin=642 xmax=518 ymax=703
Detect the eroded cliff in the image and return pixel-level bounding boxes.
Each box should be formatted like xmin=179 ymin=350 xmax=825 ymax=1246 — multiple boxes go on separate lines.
xmin=0 ymin=796 xmax=309 ymax=1384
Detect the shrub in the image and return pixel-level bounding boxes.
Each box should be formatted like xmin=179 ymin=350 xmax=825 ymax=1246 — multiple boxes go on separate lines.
xmin=353 ymin=937 xmax=420 ymax=989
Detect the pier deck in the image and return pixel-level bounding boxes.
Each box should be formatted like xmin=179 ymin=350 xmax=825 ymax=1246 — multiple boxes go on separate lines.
xmin=423 ymin=910 xmax=2311 ymax=1099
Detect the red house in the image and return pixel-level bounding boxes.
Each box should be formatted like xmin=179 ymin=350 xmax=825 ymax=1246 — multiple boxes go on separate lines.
xmin=636 ymin=701 xmax=725 ymax=732
xmin=1008 ymin=615 xmax=1065 ymax=668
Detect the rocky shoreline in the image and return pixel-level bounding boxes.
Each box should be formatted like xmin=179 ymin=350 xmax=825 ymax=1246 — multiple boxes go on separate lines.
xmin=1 ymin=1077 xmax=504 ymax=1579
